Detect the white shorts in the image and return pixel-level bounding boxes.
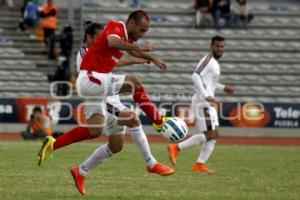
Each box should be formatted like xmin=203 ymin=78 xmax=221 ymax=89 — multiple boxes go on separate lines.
xmin=192 ymin=95 xmax=219 ymax=132
xmin=105 ymin=95 xmax=127 ymax=136
xmin=104 ymin=112 xmax=126 ymax=136
xmin=81 ymin=95 xmax=126 ymax=136
xmin=76 ymin=70 xmax=126 ymax=136
xmin=76 ymin=70 xmax=125 ymax=116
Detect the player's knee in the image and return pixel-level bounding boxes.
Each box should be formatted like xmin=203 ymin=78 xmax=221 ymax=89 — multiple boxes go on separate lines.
xmin=204 ymin=130 xmax=218 ymax=140
xmin=122 ymin=76 xmax=143 ymax=93
xmin=109 ymin=142 xmax=123 ymax=153
xmin=88 ymin=127 xmax=102 ymax=137
xmin=210 ymin=130 xmax=218 ymax=140
xmin=213 ymin=130 xmax=219 ymax=140
xmin=211 ymin=128 xmax=219 ymax=140
xmin=128 ymin=75 xmax=143 ymax=89
xmin=204 ymin=131 xmax=211 ymax=140
xmin=119 ymin=111 xmax=141 ymax=128
xmin=127 ymin=115 xmax=141 ymax=128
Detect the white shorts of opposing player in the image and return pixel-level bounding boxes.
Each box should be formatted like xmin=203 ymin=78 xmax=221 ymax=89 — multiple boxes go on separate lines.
xmin=191 ymin=94 xmax=219 ymax=132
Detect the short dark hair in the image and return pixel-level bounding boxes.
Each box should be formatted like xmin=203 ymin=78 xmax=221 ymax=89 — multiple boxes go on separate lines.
xmin=211 ymin=35 xmax=225 ymax=45
xmin=33 ymin=106 xmax=42 ymax=113
xmin=126 ymin=9 xmax=150 ymax=24
xmin=83 ymin=22 xmax=104 ymax=43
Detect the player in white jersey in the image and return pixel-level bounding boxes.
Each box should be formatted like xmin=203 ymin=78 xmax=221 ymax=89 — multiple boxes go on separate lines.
xmin=168 ymin=35 xmax=235 ymax=173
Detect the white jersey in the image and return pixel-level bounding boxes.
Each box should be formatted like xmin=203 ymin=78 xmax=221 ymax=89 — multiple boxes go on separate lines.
xmin=192 ymin=54 xmax=224 ymax=107
xmin=76 ymin=47 xmax=87 ymax=73
xmin=191 ymin=53 xmax=222 ymax=130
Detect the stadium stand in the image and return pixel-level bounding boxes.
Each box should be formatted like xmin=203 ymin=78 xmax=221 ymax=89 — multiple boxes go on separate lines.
xmin=0 ymin=0 xmax=299 ymax=103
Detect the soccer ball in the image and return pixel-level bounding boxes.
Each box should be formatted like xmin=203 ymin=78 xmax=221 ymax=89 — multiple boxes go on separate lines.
xmin=162 ymin=117 xmax=188 ymax=142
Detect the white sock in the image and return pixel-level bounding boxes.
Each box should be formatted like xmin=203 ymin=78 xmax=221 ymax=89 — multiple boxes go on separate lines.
xmin=197 ymin=139 xmax=216 ymax=164
xmin=130 ymin=125 xmax=157 ymax=169
xmin=79 ymin=143 xmax=113 ymax=176
xmin=178 ymin=133 xmax=206 ymax=150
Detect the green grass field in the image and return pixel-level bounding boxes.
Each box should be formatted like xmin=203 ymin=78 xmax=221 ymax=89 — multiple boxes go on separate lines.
xmin=0 ymin=141 xmax=299 ymax=200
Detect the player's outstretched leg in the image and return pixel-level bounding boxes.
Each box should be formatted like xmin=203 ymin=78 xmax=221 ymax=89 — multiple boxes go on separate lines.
xmin=192 ymin=139 xmax=217 ymax=174
xmin=38 ymin=136 xmax=56 ymax=166
xmin=37 ymin=126 xmax=94 ymax=166
xmin=37 ymin=114 xmax=104 ymax=166
xmin=168 ymin=134 xmax=207 ymax=166
xmin=52 ymin=126 xmax=96 ymax=150
xmin=120 ymin=75 xmax=165 ymax=132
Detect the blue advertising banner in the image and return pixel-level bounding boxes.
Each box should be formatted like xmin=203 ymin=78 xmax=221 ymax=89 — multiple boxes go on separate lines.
xmin=0 ymin=98 xmax=299 ymax=128
xmin=218 ymin=102 xmax=300 ymax=128
xmin=0 ymin=98 xmax=16 ymax=123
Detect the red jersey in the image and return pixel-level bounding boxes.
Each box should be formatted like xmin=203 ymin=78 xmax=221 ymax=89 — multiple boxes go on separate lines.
xmin=81 ymin=20 xmax=133 ymax=73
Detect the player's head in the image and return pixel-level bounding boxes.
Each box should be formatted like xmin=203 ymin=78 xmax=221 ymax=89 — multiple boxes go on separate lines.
xmin=83 ymin=22 xmax=104 ymax=47
xmin=126 ymin=10 xmax=150 ymax=41
xmin=211 ymin=35 xmax=225 ymax=59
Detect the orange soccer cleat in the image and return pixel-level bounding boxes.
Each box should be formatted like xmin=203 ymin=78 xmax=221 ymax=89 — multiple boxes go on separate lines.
xmin=147 ymin=162 xmax=175 ymax=176
xmin=168 ymin=144 xmax=180 ymax=166
xmin=71 ymin=166 xmax=86 ymax=195
xmin=192 ymin=163 xmax=215 ymax=174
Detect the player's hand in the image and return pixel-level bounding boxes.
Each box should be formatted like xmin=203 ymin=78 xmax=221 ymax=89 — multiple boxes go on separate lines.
xmin=205 ymin=96 xmax=216 ymax=107
xmin=151 ymin=57 xmax=168 ymax=70
xmin=140 ymin=43 xmax=155 ymax=52
xmin=224 ymin=85 xmax=235 ymax=95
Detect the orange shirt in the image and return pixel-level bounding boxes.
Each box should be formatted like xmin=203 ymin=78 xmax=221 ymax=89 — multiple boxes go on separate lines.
xmin=32 ymin=115 xmax=52 ymax=136
xmin=41 ymin=3 xmax=58 ymax=29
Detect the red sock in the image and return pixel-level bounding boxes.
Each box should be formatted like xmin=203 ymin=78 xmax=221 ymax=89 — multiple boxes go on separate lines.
xmin=133 ymin=86 xmax=163 ymax=125
xmin=53 ymin=127 xmax=96 ymax=150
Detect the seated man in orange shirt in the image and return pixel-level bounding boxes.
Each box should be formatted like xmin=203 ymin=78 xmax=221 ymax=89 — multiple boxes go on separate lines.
xmin=21 ymin=106 xmax=52 ymax=140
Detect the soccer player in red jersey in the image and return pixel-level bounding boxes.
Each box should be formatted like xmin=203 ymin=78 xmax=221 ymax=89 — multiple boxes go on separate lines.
xmin=78 ymin=9 xmax=167 ymax=132
xmin=38 ymin=11 xmax=174 ymax=195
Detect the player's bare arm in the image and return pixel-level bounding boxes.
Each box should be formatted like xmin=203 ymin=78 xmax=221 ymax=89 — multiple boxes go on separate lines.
xmin=127 ymin=50 xmax=168 ymax=70
xmin=107 ymin=36 xmax=154 ymax=52
xmin=108 ymin=36 xmax=140 ymax=51
xmin=131 ymin=42 xmax=155 ymax=52
xmin=116 ymin=57 xmax=149 ymax=67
